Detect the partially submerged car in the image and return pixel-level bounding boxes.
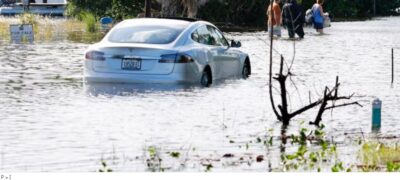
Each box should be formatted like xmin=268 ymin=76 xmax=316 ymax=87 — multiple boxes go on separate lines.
xmin=84 ymin=18 xmax=251 ymax=87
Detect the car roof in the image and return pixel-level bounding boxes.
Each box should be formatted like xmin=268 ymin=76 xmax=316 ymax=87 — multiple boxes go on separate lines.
xmin=117 ymin=18 xmax=192 ymax=29
xmin=101 ymin=18 xmax=219 ymax=47
xmin=117 ymin=18 xmax=215 ymax=29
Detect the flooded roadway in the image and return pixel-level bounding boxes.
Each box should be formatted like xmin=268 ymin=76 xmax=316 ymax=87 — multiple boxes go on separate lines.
xmin=0 ymin=17 xmax=400 ymax=172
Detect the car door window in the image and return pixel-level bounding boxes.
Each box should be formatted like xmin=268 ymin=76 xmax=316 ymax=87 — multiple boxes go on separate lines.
xmin=214 ymin=28 xmax=229 ymax=47
xmin=207 ymin=26 xmax=229 ymax=47
xmin=192 ymin=26 xmax=210 ymax=45
xmin=192 ymin=25 xmax=213 ymax=45
xmin=191 ymin=30 xmax=200 ymax=42
xmin=206 ymin=26 xmax=221 ymax=46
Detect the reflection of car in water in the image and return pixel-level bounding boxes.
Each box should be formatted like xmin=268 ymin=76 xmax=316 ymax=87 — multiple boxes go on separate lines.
xmin=84 ymin=18 xmax=251 ymax=87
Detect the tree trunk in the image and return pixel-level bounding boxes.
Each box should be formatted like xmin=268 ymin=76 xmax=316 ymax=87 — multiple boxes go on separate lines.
xmin=182 ymin=0 xmax=198 ymax=18
xmin=161 ymin=0 xmax=179 ymax=17
xmin=145 ymin=0 xmax=152 ymax=17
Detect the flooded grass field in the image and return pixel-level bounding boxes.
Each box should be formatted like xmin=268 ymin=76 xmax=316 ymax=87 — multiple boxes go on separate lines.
xmin=0 ymin=17 xmax=400 ymax=172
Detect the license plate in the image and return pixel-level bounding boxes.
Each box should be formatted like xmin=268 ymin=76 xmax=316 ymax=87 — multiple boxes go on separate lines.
xmin=121 ymin=58 xmax=141 ymax=70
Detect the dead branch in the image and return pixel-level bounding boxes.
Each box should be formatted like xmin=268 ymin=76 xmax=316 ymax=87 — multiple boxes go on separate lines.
xmin=310 ymin=77 xmax=362 ymax=126
xmin=325 ymin=102 xmax=363 ymax=110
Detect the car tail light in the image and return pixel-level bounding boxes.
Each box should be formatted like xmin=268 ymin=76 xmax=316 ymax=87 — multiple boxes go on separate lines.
xmin=176 ymin=54 xmax=194 ymax=63
xmin=159 ymin=54 xmax=177 ymax=63
xmin=159 ymin=54 xmax=194 ymax=63
xmin=85 ymin=51 xmax=105 ymax=61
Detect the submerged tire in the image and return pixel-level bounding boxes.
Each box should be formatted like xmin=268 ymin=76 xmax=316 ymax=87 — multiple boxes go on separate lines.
xmin=200 ymin=70 xmax=211 ymax=87
xmin=242 ymin=60 xmax=251 ymax=79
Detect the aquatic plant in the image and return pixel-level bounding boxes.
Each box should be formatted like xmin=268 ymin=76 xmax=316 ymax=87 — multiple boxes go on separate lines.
xmin=98 ymin=160 xmax=113 ymax=172
xmin=358 ymin=142 xmax=400 ymax=172
xmin=205 ymin=164 xmax=213 ymax=172
xmin=277 ymin=125 xmax=352 ymax=172
xmin=169 ymin=152 xmax=180 ymax=158
xmin=146 ymin=146 xmax=164 ymax=172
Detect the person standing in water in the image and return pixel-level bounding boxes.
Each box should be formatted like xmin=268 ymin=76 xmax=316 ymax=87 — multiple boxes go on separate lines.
xmin=312 ymin=0 xmax=325 ymax=34
xmin=282 ymin=0 xmax=305 ymax=39
xmin=267 ymin=0 xmax=282 ymax=37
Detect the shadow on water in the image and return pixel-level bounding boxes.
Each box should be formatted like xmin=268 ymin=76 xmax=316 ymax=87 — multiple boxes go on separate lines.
xmin=84 ymin=82 xmax=201 ymax=96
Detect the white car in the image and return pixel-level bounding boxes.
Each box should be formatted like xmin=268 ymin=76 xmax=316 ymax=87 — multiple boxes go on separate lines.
xmin=84 ymin=18 xmax=251 ymax=87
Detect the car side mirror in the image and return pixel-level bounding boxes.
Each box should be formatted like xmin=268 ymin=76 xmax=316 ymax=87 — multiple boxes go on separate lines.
xmin=230 ymin=40 xmax=241 ymax=48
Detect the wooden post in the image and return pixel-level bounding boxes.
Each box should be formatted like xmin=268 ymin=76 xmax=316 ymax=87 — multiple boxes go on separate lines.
xmin=392 ymin=48 xmax=394 ymax=84
xmin=373 ymin=0 xmax=376 ymax=16
xmin=145 ymin=0 xmax=152 ymax=17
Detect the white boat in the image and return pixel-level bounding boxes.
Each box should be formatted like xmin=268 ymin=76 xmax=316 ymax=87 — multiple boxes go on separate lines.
xmin=0 ymin=0 xmax=67 ymax=16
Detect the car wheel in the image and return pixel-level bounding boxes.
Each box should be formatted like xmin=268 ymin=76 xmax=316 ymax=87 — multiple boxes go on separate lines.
xmin=242 ymin=61 xmax=251 ymax=79
xmin=200 ymin=70 xmax=211 ymax=87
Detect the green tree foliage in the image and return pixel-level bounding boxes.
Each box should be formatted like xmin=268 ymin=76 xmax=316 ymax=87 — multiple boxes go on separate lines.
xmin=66 ymin=0 xmax=400 ymax=25
xmin=198 ymin=0 xmax=268 ymax=27
xmin=67 ymin=0 xmax=144 ymax=20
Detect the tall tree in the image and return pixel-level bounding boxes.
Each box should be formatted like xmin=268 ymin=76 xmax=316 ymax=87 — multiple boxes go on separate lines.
xmin=161 ymin=0 xmax=179 ymax=17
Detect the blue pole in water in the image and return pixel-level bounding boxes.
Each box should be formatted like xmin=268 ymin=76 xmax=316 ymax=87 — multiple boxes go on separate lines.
xmin=372 ymin=98 xmax=382 ymax=129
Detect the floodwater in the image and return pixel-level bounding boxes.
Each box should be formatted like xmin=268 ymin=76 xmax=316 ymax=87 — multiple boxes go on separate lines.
xmin=0 ymin=17 xmax=400 ymax=172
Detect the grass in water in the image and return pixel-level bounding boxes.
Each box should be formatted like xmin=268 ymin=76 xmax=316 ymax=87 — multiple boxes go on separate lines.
xmin=359 ymin=142 xmax=400 ymax=172
xmin=0 ymin=21 xmax=10 ymax=41
xmin=0 ymin=13 xmax=104 ymax=43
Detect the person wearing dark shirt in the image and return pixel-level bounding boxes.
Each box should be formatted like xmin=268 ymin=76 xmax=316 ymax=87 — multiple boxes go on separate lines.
xmin=282 ymin=0 xmax=305 ymax=39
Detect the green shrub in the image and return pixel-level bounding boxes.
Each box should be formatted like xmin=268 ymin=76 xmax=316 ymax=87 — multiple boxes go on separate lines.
xmin=79 ymin=12 xmax=97 ymax=33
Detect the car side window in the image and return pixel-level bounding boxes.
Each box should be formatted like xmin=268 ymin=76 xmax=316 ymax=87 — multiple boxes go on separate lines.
xmin=207 ymin=26 xmax=229 ymax=47
xmin=191 ymin=26 xmax=220 ymax=46
xmin=214 ymin=29 xmax=229 ymax=47
xmin=206 ymin=26 xmax=220 ymax=46
xmin=192 ymin=25 xmax=212 ymax=45
xmin=191 ymin=31 xmax=199 ymax=42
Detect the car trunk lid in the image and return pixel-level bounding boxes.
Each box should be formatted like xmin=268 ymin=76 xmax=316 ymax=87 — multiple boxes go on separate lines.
xmin=92 ymin=46 xmax=177 ymax=75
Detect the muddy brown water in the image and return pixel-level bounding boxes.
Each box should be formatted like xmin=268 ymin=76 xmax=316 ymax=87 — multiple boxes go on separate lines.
xmin=0 ymin=17 xmax=400 ymax=172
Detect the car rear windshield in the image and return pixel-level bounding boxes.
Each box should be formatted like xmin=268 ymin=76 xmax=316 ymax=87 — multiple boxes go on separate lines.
xmin=108 ymin=26 xmax=185 ymax=44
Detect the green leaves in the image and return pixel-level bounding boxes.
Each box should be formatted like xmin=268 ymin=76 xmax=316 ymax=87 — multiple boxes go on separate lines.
xmin=170 ymin=152 xmax=180 ymax=158
xmin=148 ymin=146 xmax=156 ymax=158
xmin=387 ymin=162 xmax=400 ymax=172
xmin=331 ymin=162 xmax=344 ymax=172
xmin=205 ymin=164 xmax=213 ymax=172
xmin=68 ymin=0 xmax=143 ymax=20
xmin=309 ymin=152 xmax=318 ymax=163
xmin=98 ymin=160 xmax=113 ymax=172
